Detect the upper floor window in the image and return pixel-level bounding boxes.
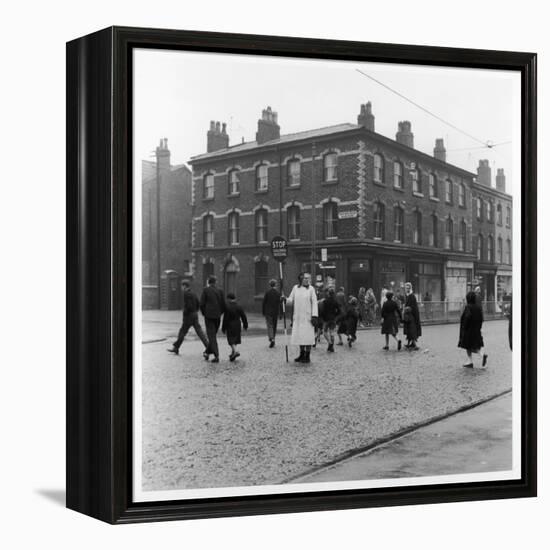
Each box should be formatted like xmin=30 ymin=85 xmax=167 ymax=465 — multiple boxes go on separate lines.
xmin=445 ymin=179 xmax=453 ymax=204
xmin=393 ymin=206 xmax=404 ymax=242
xmin=373 ymin=202 xmax=385 ymax=239
xmin=255 ymin=208 xmax=268 ymax=243
xmin=497 ymin=236 xmax=503 ymax=263
xmin=445 ymin=217 xmax=453 ymax=250
xmin=287 ymin=159 xmax=301 ymax=187
xmin=459 ymin=220 xmax=467 ymax=251
xmin=506 ymin=239 xmax=512 ymax=264
xmin=203 ymin=215 xmax=214 ymax=247
xmin=476 ymin=197 xmax=483 ymax=220
xmin=413 ymin=211 xmax=422 ymax=245
xmin=412 ymin=169 xmax=422 ymax=194
xmin=323 ymin=153 xmax=338 ymax=182
xmin=486 ymin=201 xmax=493 ymax=222
xmin=506 ymin=206 xmax=511 ymax=227
xmin=287 ymin=205 xmax=301 ymax=240
xmin=477 ymin=234 xmax=484 ymax=261
xmin=228 ymin=212 xmax=240 ymax=245
xmin=487 ymin=235 xmax=494 ymax=262
xmin=374 ymin=154 xmax=384 ymax=183
xmin=393 ymin=161 xmax=403 ymax=189
xmin=497 ymin=203 xmax=503 ymax=225
xmin=228 ymin=169 xmax=240 ymax=195
xmin=429 ymin=173 xmax=438 ymax=198
xmin=203 ymin=173 xmax=214 ymax=199
xmin=256 ymin=164 xmax=268 ymax=191
xmin=323 ymin=201 xmax=338 ymax=238
xmin=430 ymin=214 xmax=438 ymax=247
xmin=458 ymin=183 xmax=466 ymax=207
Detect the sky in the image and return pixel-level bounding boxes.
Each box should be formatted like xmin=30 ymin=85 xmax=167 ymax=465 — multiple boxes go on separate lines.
xmin=133 ymin=48 xmax=521 ymax=189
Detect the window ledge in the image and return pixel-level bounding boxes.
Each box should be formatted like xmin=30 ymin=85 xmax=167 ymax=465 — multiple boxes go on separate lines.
xmin=322 ymin=180 xmax=339 ymax=185
xmin=393 ymin=240 xmax=402 ymax=244
xmin=255 ymin=189 xmax=269 ymax=194
xmin=202 ymin=197 xmax=215 ymax=202
xmin=429 ymin=196 xmax=440 ymax=202
xmin=372 ymin=237 xmax=382 ymax=241
xmin=373 ymin=180 xmax=385 ymax=188
xmin=393 ymin=186 xmax=405 ymax=192
xmin=228 ymin=192 xmax=240 ymax=198
xmin=412 ymin=192 xmax=424 ymax=198
xmin=325 ymin=236 xmax=338 ymax=240
xmin=286 ymin=186 xmax=301 ymax=191
xmin=289 ymin=238 xmax=301 ymax=242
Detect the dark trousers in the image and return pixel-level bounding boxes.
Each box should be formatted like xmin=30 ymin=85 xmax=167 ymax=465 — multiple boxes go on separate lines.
xmin=204 ymin=317 xmax=221 ymax=357
xmin=173 ymin=312 xmax=209 ymax=350
xmin=265 ymin=315 xmax=278 ymax=341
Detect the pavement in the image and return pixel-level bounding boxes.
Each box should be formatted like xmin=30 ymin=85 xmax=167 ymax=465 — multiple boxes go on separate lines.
xmin=293 ymin=392 xmax=512 ymax=483
xmin=140 ymin=319 xmax=512 ymax=492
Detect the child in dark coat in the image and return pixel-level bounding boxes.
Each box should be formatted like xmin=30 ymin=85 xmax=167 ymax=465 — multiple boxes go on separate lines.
xmin=222 ymin=293 xmax=248 ymax=361
xmin=403 ymin=306 xmax=417 ymax=349
xmin=380 ymin=292 xmax=402 ymax=351
xmin=343 ymin=297 xmax=360 ymax=347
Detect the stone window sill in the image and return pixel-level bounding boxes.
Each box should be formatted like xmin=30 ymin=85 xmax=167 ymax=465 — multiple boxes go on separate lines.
xmin=255 ymin=189 xmax=269 ymax=194
xmin=228 ymin=192 xmax=240 ymax=198
xmin=412 ymin=192 xmax=424 ymax=198
xmin=429 ymin=196 xmax=440 ymax=202
xmin=373 ymin=180 xmax=386 ymax=188
xmin=202 ymin=196 xmax=215 ymax=202
xmin=393 ymin=186 xmax=405 ymax=193
xmin=322 ymin=180 xmax=339 ymax=185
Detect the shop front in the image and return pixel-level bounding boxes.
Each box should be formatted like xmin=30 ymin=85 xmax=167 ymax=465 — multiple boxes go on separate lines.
xmin=496 ymin=267 xmax=513 ymax=310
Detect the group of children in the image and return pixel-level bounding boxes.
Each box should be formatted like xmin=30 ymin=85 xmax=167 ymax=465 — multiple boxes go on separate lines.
xmin=316 ymin=288 xmax=359 ymax=351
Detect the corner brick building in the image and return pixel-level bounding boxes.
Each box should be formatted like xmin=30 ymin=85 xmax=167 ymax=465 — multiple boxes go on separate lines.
xmin=187 ymin=105 xmax=512 ymax=312
xmin=142 ymin=139 xmax=193 ymax=309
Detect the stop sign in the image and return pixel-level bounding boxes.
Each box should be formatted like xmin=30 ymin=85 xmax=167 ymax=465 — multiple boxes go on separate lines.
xmin=270 ymin=235 xmax=288 ymax=262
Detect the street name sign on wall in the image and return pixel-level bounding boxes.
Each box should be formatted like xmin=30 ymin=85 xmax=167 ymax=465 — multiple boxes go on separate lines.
xmin=270 ymin=236 xmax=288 ymax=262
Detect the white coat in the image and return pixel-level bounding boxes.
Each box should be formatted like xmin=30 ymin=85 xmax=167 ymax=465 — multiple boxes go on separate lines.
xmin=286 ymin=284 xmax=318 ymax=345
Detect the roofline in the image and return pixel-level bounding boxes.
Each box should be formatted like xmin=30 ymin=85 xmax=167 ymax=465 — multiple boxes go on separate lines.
xmin=188 ymin=125 xmax=476 ymax=179
xmin=472 ymin=181 xmax=513 ymax=200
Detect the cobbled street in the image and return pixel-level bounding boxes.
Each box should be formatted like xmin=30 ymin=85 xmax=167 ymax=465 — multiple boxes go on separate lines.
xmin=141 ymin=319 xmax=512 ymax=491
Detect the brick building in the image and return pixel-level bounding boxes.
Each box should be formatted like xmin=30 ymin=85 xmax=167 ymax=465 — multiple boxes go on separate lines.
xmin=471 ymin=161 xmax=513 ymax=305
xmin=142 ymin=138 xmax=193 ymax=309
xmin=187 ymin=106 xmax=512 ymax=312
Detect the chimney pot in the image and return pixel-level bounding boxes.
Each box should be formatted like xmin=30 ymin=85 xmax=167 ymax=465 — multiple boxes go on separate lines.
xmin=433 ymin=138 xmax=446 ymax=162
xmin=256 ymin=105 xmax=281 ymax=144
xmin=396 ymin=120 xmax=414 ymax=148
xmin=358 ymin=101 xmax=375 ymax=131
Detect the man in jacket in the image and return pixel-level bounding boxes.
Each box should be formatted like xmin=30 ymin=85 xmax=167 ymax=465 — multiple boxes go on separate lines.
xmin=200 ymin=275 xmax=226 ymax=362
xmin=167 ymin=280 xmax=209 ymax=356
xmin=262 ymin=279 xmax=281 ymax=348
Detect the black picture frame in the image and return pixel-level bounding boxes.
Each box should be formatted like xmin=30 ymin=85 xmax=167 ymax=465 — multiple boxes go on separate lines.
xmin=66 ymin=26 xmax=537 ymax=524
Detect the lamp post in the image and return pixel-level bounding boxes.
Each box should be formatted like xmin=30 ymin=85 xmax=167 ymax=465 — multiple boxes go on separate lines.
xmin=311 ymin=142 xmax=317 ymax=282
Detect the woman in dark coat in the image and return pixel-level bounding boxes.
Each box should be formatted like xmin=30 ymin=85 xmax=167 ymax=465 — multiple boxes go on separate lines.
xmin=458 ymin=291 xmax=487 ymax=368
xmin=380 ymin=291 xmax=402 ymax=350
xmin=222 ymin=293 xmax=248 ymax=361
xmin=404 ymin=282 xmax=422 ymax=350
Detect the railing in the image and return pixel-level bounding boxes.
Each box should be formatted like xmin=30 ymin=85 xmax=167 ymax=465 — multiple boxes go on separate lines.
xmin=360 ymin=300 xmax=509 ymax=326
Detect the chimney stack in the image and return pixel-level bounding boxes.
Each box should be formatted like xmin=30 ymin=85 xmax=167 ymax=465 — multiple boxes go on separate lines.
xmin=476 ymin=159 xmax=492 ymax=187
xmin=496 ymin=168 xmax=506 ymax=192
xmin=396 ymin=121 xmax=414 ymax=148
xmin=357 ymin=101 xmax=375 ymax=131
xmin=207 ymin=120 xmax=229 ymax=152
xmin=256 ymin=106 xmax=280 ymax=144
xmin=155 ymin=137 xmax=171 ymax=174
xmin=433 ymin=138 xmax=446 ymax=162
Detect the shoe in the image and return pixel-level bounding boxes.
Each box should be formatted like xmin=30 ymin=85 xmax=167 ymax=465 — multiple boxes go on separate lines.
xmin=482 ymin=354 xmax=488 ymax=367
xmin=383 ymin=346 xmax=389 ymax=351
xmin=302 ymin=351 xmax=311 ymax=363
xmin=348 ymin=339 xmax=352 ymax=348
xmin=234 ymin=352 xmax=240 ymax=360
xmin=327 ymin=343 xmax=334 ymax=352
xmin=410 ymin=345 xmax=419 ymax=351
xmin=463 ymin=363 xmax=474 ymax=368
xmin=229 ymin=352 xmax=236 ymax=362
xmin=167 ymin=347 xmax=179 ymax=355
xmin=337 ymin=341 xmax=344 ymax=346
xmin=203 ymin=352 xmax=210 ymax=360
xmin=211 ymin=357 xmax=219 ymax=363
xmin=397 ymin=340 xmax=402 ymax=351
xmin=294 ymin=351 xmax=305 ymax=362
xmin=269 ymin=340 xmax=275 ymax=348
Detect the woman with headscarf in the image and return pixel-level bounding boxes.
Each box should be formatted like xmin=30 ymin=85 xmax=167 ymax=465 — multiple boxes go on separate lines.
xmin=380 ymin=291 xmax=402 ymax=350
xmin=284 ymin=272 xmax=319 ymax=363
xmin=458 ymin=290 xmax=488 ymax=368
xmin=404 ymin=282 xmax=422 ymax=350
